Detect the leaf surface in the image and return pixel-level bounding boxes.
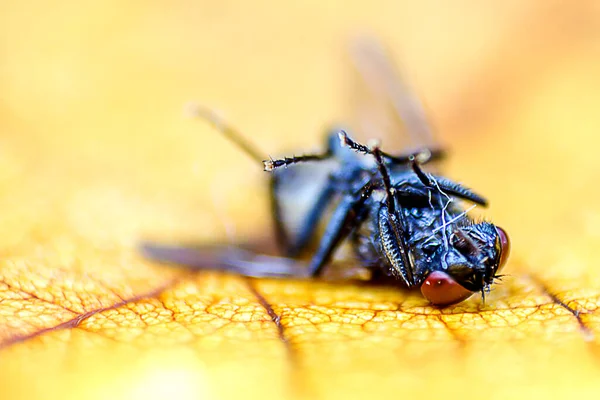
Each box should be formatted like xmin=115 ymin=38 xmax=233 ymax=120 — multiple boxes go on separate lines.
xmin=1 ymin=1 xmax=600 ymax=399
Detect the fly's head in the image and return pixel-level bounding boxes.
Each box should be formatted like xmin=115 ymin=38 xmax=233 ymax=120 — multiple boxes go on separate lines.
xmin=417 ymin=222 xmax=510 ymax=306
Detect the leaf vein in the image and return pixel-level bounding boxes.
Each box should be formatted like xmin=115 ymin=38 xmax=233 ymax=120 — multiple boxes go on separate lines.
xmin=0 ymin=278 xmax=181 ymax=350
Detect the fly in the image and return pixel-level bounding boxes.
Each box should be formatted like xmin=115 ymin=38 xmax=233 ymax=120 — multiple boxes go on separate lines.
xmin=142 ymin=38 xmax=510 ymax=306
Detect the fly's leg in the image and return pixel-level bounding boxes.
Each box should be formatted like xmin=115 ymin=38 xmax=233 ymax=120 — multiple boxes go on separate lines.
xmin=192 ymin=105 xmax=338 ymax=172
xmin=377 ymin=204 xmax=414 ymax=286
xmin=287 ymin=176 xmax=336 ymax=256
xmin=268 ymin=131 xmax=343 ymax=255
xmin=190 ymin=106 xmax=296 ymax=253
xmin=270 ymin=172 xmax=337 ymax=257
xmin=387 ymin=148 xmax=445 ymax=165
xmin=264 ymin=152 xmax=332 ymax=171
xmin=269 ymin=176 xmax=292 ymax=253
xmin=338 ymin=130 xmax=441 ymax=167
xmin=194 ymin=108 xmax=341 ymax=256
xmin=409 ymin=156 xmax=431 ymax=186
xmin=371 ymin=145 xmax=416 ymax=286
xmin=338 ymin=131 xmax=417 ymax=286
xmin=339 ymin=131 xmax=487 ymax=207
xmin=307 ymin=181 xmax=376 ymax=277
xmin=263 ymin=131 xmax=346 ymax=171
xmin=265 ymin=130 xmax=350 ymax=172
xmin=371 ymin=145 xmax=396 ymax=213
xmin=270 ymin=168 xmax=334 ymax=255
xmin=339 ymin=131 xmax=485 ymax=206
xmin=409 ymin=159 xmax=488 ymax=206
xmin=189 ymin=105 xmax=265 ymax=163
xmin=341 ymin=131 xmax=487 ymax=206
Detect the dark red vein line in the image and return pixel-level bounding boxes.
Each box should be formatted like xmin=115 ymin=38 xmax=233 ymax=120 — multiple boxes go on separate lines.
xmin=244 ymin=278 xmax=309 ymax=398
xmin=244 ymin=278 xmax=292 ymax=353
xmin=436 ymin=314 xmax=467 ymax=347
xmin=546 ymin=292 xmax=594 ymax=341
xmin=0 ymin=279 xmax=81 ymax=314
xmin=534 ymin=279 xmax=595 ymax=342
xmin=0 ymin=278 xmax=181 ymax=350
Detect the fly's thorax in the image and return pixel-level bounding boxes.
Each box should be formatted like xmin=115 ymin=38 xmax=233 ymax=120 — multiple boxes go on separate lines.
xmin=361 ymin=192 xmax=454 ymax=287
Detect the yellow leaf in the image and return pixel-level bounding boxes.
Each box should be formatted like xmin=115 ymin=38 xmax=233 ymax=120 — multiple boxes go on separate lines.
xmin=1 ymin=1 xmax=600 ymax=400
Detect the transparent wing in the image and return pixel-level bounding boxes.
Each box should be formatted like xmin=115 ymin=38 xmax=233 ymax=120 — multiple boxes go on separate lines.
xmin=347 ymin=36 xmax=442 ymax=158
xmin=140 ymin=242 xmax=312 ymax=278
xmin=140 ymin=241 xmax=371 ymax=281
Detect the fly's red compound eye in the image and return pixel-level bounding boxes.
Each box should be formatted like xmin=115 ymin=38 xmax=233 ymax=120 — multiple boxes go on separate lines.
xmin=420 ymin=271 xmax=474 ymax=306
xmin=495 ymin=226 xmax=510 ymax=271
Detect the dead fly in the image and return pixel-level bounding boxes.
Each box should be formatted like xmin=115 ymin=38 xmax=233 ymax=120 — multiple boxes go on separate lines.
xmin=142 ymin=38 xmax=510 ymax=306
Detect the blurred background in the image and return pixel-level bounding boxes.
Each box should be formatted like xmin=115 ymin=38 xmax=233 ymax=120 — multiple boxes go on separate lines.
xmin=2 ymin=0 xmax=600 ymax=270
xmin=1 ymin=1 xmax=600 ymax=399
xmin=2 ymin=1 xmax=600 ymax=262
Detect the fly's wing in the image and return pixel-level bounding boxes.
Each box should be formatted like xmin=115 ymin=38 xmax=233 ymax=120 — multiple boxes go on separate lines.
xmin=140 ymin=241 xmax=372 ymax=281
xmin=348 ymin=36 xmax=444 ymax=169
xmin=140 ymin=242 xmax=311 ymax=278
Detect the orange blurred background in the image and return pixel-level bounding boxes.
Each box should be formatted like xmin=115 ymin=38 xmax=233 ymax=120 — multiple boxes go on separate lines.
xmin=1 ymin=1 xmax=600 ymax=399
xmin=2 ymin=1 xmax=599 ymax=264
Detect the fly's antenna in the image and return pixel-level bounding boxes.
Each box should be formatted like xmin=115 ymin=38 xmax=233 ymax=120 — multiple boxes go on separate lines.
xmin=186 ymin=103 xmax=264 ymax=163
